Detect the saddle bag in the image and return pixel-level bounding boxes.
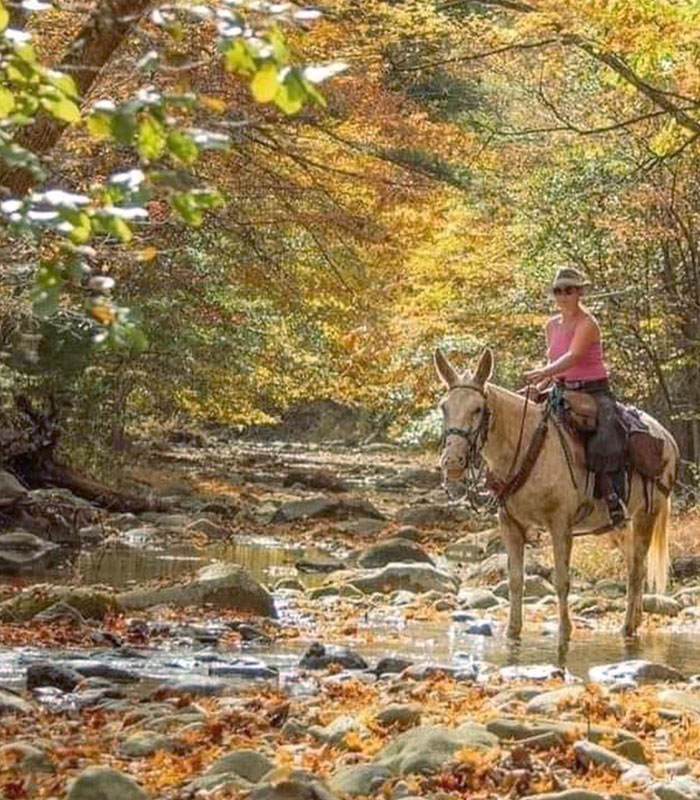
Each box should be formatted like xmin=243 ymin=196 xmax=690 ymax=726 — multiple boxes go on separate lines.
xmin=627 ymin=431 xmax=665 ymax=478
xmin=563 ymin=390 xmax=598 ymax=432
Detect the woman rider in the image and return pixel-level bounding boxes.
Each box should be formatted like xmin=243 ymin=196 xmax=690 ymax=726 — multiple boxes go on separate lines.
xmin=524 ymin=267 xmax=627 ymax=528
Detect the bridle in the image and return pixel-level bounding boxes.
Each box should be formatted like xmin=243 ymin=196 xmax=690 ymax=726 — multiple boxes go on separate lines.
xmin=440 ymin=384 xmax=492 ymax=505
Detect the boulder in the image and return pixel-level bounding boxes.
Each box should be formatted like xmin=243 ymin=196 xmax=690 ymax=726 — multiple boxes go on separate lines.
xmin=643 ymin=595 xmax=681 ymax=616
xmin=0 ymin=532 xmax=59 ymax=572
xmin=329 ymin=764 xmax=392 ymax=797
xmin=374 ymin=724 xmax=497 ymax=775
xmin=657 ymin=690 xmax=700 ymax=716
xmin=66 ymin=766 xmax=148 ymax=800
xmin=0 ymin=470 xmax=28 ymax=505
xmin=205 ymin=749 xmax=274 ymax=782
xmin=33 ymin=602 xmax=86 ymax=625
xmin=375 ymin=704 xmax=421 ymax=728
xmin=0 ymin=585 xmax=121 ymax=622
xmin=0 ymin=688 xmax=34 ymax=716
xmin=526 ymin=685 xmax=588 ymax=715
xmin=26 ymin=662 xmax=83 ymax=693
xmin=272 ymin=496 xmax=384 ymax=523
xmin=494 ymin=575 xmax=555 ymax=599
xmin=589 ymin=660 xmax=685 ymax=686
xmin=117 ymin=563 xmax=276 ymax=617
xmin=248 ymin=769 xmax=338 ymax=800
xmin=358 ymin=538 xmax=434 ymax=569
xmin=458 ymin=588 xmax=500 ymax=609
xmin=0 ymin=743 xmax=53 ymax=774
xmin=119 ymin=731 xmax=175 ymax=758
xmin=349 ymin=563 xmax=458 ymax=595
xmin=299 ymin=643 xmax=368 ymax=670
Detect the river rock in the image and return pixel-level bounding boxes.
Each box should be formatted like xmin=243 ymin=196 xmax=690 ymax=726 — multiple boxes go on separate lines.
xmin=309 ymin=714 xmax=366 ymax=746
xmin=589 ymin=660 xmax=685 ymax=685
xmin=0 ymin=584 xmax=121 ymax=622
xmin=119 ymin=731 xmax=175 ymax=758
xmin=521 ymin=792 xmax=606 ymax=800
xmin=395 ymin=504 xmax=471 ymax=528
xmin=394 ymin=526 xmax=422 ymax=542
xmin=358 ymin=538 xmax=434 ymax=568
xmin=458 ymin=587 xmax=500 ymax=609
xmin=205 ymin=749 xmax=275 ymax=782
xmin=248 ymin=769 xmax=337 ymax=800
xmin=329 ymin=764 xmax=392 ymax=797
xmin=0 ymin=742 xmax=54 ymax=774
xmin=374 ymin=724 xmax=498 ymax=775
xmin=272 ymin=496 xmax=384 ymax=523
xmin=66 ymin=766 xmax=148 ymax=800
xmin=0 ymin=531 xmax=60 ymax=572
xmin=208 ymin=657 xmax=278 ymax=680
xmin=283 ymin=469 xmax=349 ymax=492
xmin=349 ymin=563 xmax=458 ymax=595
xmin=375 ymin=656 xmax=413 ymax=676
xmin=375 ymin=704 xmax=421 ymax=728
xmin=486 ymin=717 xmax=643 ymax=750
xmin=159 ymin=676 xmax=231 ymax=696
xmin=653 ymin=777 xmax=700 ymax=800
xmin=526 ymin=685 xmax=588 ymax=715
xmin=299 ymin=643 xmax=368 ymax=670
xmin=657 ymin=690 xmax=700 ymax=715
xmin=0 ymin=688 xmax=33 ymax=716
xmin=643 ymin=595 xmax=682 ymax=616
xmin=0 ymin=470 xmax=28 ymax=505
xmin=378 ymin=468 xmax=441 ymax=490
xmin=26 ymin=662 xmax=83 ymax=693
xmin=465 ymin=552 xmax=552 ymax=583
xmin=574 ymin=739 xmax=631 ymax=771
xmin=33 ymin=601 xmax=86 ymax=625
xmin=494 ymin=575 xmax=555 ymax=599
xmin=117 ymin=562 xmax=276 ymax=617
xmin=61 ymin=660 xmax=139 ymax=683
xmin=335 ymin=518 xmax=386 ymax=536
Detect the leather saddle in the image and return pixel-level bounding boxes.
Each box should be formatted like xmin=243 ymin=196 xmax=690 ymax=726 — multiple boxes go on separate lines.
xmin=561 ymin=391 xmax=665 ymax=479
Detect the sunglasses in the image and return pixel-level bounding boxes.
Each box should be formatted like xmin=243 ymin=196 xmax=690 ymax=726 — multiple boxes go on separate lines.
xmin=552 ymin=286 xmax=578 ymax=296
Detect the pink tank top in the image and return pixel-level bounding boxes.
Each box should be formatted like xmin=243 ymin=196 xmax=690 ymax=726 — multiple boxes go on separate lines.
xmin=548 ymin=318 xmax=608 ymax=382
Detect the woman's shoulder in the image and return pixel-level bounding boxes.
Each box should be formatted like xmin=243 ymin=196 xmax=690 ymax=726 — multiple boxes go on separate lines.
xmin=580 ymin=309 xmax=601 ymax=332
xmin=545 ymin=314 xmax=562 ymax=330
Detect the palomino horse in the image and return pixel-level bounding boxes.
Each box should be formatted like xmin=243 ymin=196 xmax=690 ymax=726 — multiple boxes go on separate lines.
xmin=436 ymin=347 xmax=679 ymax=641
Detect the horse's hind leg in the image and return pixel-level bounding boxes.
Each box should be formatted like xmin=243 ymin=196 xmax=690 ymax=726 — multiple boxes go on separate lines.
xmin=500 ymin=509 xmax=525 ymax=639
xmin=623 ymin=509 xmax=655 ymax=637
xmin=551 ymin=526 xmax=573 ymax=641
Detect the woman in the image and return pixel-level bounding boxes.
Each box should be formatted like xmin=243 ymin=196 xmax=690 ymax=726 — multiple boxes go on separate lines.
xmin=524 ymin=267 xmax=627 ymax=528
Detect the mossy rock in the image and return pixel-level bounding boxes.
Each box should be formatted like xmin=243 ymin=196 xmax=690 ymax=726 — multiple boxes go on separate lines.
xmin=0 ymin=585 xmax=121 ymax=622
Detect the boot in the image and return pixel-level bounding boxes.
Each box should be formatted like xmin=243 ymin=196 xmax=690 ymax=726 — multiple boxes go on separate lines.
xmin=606 ymin=492 xmax=628 ymax=529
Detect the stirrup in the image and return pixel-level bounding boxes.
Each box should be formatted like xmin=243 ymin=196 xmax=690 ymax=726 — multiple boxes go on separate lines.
xmin=607 ymin=496 xmax=629 ymax=529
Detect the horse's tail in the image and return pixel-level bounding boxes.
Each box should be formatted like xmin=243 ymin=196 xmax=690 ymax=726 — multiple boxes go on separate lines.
xmin=647 ymin=492 xmax=670 ymax=595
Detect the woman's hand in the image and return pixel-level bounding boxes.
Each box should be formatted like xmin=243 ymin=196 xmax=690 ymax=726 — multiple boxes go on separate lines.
xmin=524 ymin=367 xmax=548 ymax=384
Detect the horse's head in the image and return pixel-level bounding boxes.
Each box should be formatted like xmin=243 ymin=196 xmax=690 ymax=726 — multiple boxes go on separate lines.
xmin=435 ymin=347 xmax=493 ymax=498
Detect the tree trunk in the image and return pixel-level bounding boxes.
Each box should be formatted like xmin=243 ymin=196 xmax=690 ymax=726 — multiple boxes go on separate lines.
xmin=0 ymin=0 xmax=152 ymax=196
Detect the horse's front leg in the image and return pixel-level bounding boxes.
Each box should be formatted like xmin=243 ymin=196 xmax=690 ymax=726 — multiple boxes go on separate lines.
xmin=500 ymin=509 xmax=525 ymax=639
xmin=551 ymin=525 xmax=573 ymax=641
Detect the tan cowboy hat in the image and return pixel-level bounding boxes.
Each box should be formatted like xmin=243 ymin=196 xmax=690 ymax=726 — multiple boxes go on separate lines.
xmin=552 ymin=267 xmax=591 ymax=289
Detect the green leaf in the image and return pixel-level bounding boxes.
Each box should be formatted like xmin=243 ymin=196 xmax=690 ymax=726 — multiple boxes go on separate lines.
xmin=0 ymin=3 xmax=9 ymax=33
xmin=41 ymin=95 xmax=81 ymax=123
xmin=87 ymin=112 xmax=112 ymax=140
xmin=274 ymin=72 xmax=305 ymax=115
xmin=251 ymin=63 xmax=280 ymax=103
xmin=98 ymin=214 xmax=132 ymax=242
xmin=137 ymin=115 xmax=166 ymax=161
xmin=224 ymin=40 xmax=256 ymax=75
xmin=167 ymin=130 xmax=199 ymax=165
xmin=269 ymin=25 xmax=290 ymax=63
xmin=0 ymin=87 xmax=15 ymax=118
xmin=301 ymin=75 xmax=327 ymax=107
xmin=112 ymin=113 xmax=137 ymax=145
xmin=48 ymin=71 xmax=79 ymax=100
xmin=171 ymin=193 xmax=203 ymax=226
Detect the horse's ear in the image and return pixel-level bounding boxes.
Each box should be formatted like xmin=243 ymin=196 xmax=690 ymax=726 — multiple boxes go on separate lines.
xmin=434 ymin=348 xmax=459 ymax=388
xmin=473 ymin=347 xmax=494 ymax=387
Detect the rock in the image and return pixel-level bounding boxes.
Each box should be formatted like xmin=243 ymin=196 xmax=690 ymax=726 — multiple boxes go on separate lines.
xmin=26 ymin=662 xmax=83 ymax=693
xmin=66 ymin=766 xmax=148 ymax=800
xmin=0 ymin=742 xmax=54 ymax=773
xmin=465 ymin=552 xmax=552 ymax=583
xmin=335 ymin=519 xmax=386 ymax=536
xmin=300 ymin=643 xmax=368 ymax=670
xmin=159 ymin=677 xmax=231 ymax=696
xmin=0 ymin=688 xmax=34 ymax=716
xmin=653 ymin=777 xmax=700 ymax=800
xmin=374 ymin=724 xmax=497 ymax=775
xmin=615 ymin=738 xmax=647 ymax=764
xmin=526 ymin=685 xmax=587 ymax=715
xmin=594 ymin=578 xmax=626 ymax=598
xmin=0 ymin=470 xmax=27 ymax=505
xmin=378 ymin=469 xmax=441 ymax=490
xmin=498 ymin=664 xmax=566 ymax=683
xmin=0 ymin=584 xmax=121 ymax=622
xmin=358 ymin=538 xmax=434 ymax=569
xmin=208 ymin=657 xmax=278 ymax=680
xmin=574 ymin=739 xmax=631 ymax=772
xmin=486 ymin=717 xmax=643 ymax=751
xmin=281 ymin=719 xmax=308 ymax=738
xmin=33 ymin=602 xmax=86 ymax=625
xmin=458 ymin=587 xmax=500 ymax=609
xmin=248 ymin=769 xmax=337 ymax=800
xmin=375 ymin=657 xmax=413 ymax=676
xmin=61 ymin=660 xmax=139 ymax=684
xmin=375 ymin=705 xmax=421 ymax=728
xmin=673 ymin=557 xmax=700 ymax=581
xmin=117 ymin=562 xmax=276 ymax=617
xmin=465 ymin=621 xmax=493 ymax=636
xmin=643 ymin=595 xmax=682 ymax=616
xmin=78 ymin=524 xmax=106 ymax=545
xmin=205 ymin=749 xmax=275 ymax=782
xmin=307 ymin=585 xmax=340 ymax=600
xmin=350 ymin=563 xmax=458 ymax=595
xmin=657 ymin=690 xmax=700 ymax=715
xmin=521 ymin=792 xmax=606 ymax=800
xmin=309 ymin=714 xmax=366 ymax=746
xmin=589 ymin=660 xmax=685 ymax=685
xmin=395 ymin=505 xmax=471 ymax=528
xmin=394 ymin=526 xmax=422 ymax=542
xmin=0 ymin=531 xmax=59 ymax=572
xmin=295 ymin=557 xmax=346 ymax=574
xmin=494 ymin=575 xmax=555 ymax=599
xmin=275 ymin=578 xmax=305 ymax=592
xmin=119 ymin=731 xmax=175 ymax=758
xmin=329 ymin=764 xmax=393 ymax=797
xmin=272 ymin=496 xmax=384 ymax=523
xmin=283 ymin=469 xmax=349 ymax=492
